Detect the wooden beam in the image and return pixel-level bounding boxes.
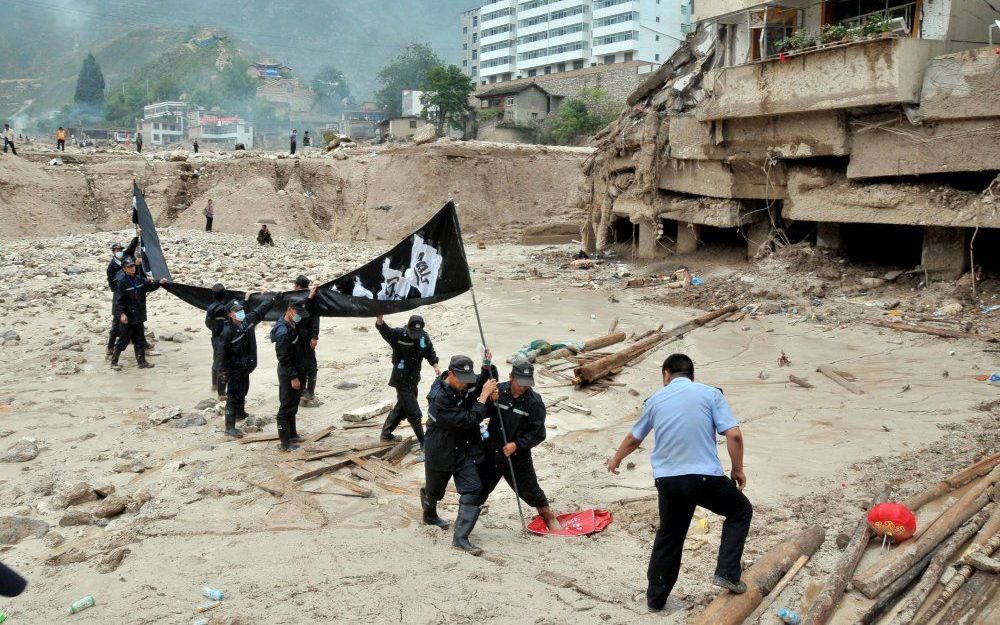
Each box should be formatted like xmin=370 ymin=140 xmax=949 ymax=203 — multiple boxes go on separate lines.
xmin=742 ymin=554 xmax=810 ymax=625
xmin=816 ymin=365 xmax=864 ymax=395
xmin=869 ymin=320 xmax=998 ymax=343
xmin=903 ymin=451 xmax=1000 ymax=512
xmin=292 ymin=446 xmax=391 ymax=483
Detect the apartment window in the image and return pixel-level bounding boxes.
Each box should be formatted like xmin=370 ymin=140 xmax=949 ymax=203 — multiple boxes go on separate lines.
xmin=550 ymin=6 xmax=587 ymax=20
xmin=506 ymin=97 xmax=515 ymax=106
xmin=573 ymin=60 xmax=584 ymax=70
xmin=473 ymin=33 xmax=477 ymax=42
xmin=517 ymin=31 xmax=548 ymax=45
xmin=482 ymin=24 xmax=512 ymax=37
xmin=595 ymin=31 xmax=638 ymax=46
xmin=655 ymin=53 xmax=660 ymax=61
xmin=463 ymin=27 xmax=468 ymax=34
xmin=409 ymin=120 xmax=418 ymax=128
xmin=519 ymin=14 xmax=549 ymax=28
xmin=604 ymin=54 xmax=616 ymax=64
xmin=594 ymin=11 xmax=638 ymax=29
xmin=526 ymin=69 xmax=537 ymax=77
xmin=544 ymin=66 xmax=552 ymax=74
xmin=520 ymin=0 xmax=548 ymax=9
xmin=472 ymin=50 xmax=478 ymax=58
xmin=463 ymin=43 xmax=468 ymax=50
xmin=153 ymin=134 xmax=161 ymax=142
xmin=656 ymin=35 xmax=660 ymax=41
xmin=480 ymin=40 xmax=512 ymax=53
xmin=531 ymin=112 xmax=539 ymax=119
xmin=656 ymin=16 xmax=660 ymax=22
xmin=482 ymin=8 xmax=512 ymax=21
xmin=473 ymin=16 xmax=478 ymax=26
xmin=548 ymin=23 xmax=587 ymax=38
xmin=624 ymin=51 xmax=633 ymax=62
xmin=594 ymin=0 xmax=630 ymax=9
xmin=557 ymin=63 xmax=566 ymax=72
xmin=472 ymin=66 xmax=477 ymax=75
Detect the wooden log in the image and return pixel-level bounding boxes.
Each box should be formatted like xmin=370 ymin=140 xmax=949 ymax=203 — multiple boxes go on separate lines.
xmin=816 ymin=365 xmax=864 ymax=395
xmin=936 ymin=570 xmax=1000 ymax=625
xmin=630 ymin=324 xmax=664 ymax=343
xmin=869 ymin=320 xmax=998 ymax=343
xmin=535 ymin=332 xmax=626 ymax=364
xmin=854 ymin=466 xmax=1000 ymax=598
xmin=887 ymin=504 xmax=994 ymax=625
xmin=384 ymin=436 xmax=415 ymax=465
xmin=971 ymin=588 xmax=1000 ymax=625
xmin=694 ymin=525 xmax=826 ymax=625
xmin=788 ymin=375 xmax=814 ymax=389
xmin=575 ymin=305 xmax=737 ymax=385
xmin=916 ymin=519 xmax=1000 ymax=624
xmin=292 ymin=446 xmax=392 ymax=482
xmin=903 ymin=451 xmax=1000 ymax=512
xmin=858 ymin=551 xmax=934 ymax=625
xmin=802 ymin=486 xmax=891 ymax=625
xmin=741 ymin=555 xmax=809 ymax=625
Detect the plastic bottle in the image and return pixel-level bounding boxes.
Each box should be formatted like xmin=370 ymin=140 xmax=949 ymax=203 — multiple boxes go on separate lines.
xmin=479 ymin=422 xmax=490 ymax=440
xmin=0 ymin=611 xmax=7 ymax=623
xmin=202 ymin=587 xmax=224 ymax=601
xmin=778 ymin=608 xmax=801 ymax=624
xmin=68 ymin=595 xmax=96 ymax=614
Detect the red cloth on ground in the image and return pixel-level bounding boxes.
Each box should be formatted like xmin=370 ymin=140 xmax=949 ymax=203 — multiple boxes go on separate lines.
xmin=527 ymin=509 xmax=613 ymax=536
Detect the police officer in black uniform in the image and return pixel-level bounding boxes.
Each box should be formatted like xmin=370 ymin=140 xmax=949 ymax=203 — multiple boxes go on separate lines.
xmin=205 ymin=283 xmax=229 ymax=401
xmin=376 ymin=314 xmax=440 ymax=446
xmin=218 ymin=294 xmax=275 ymax=439
xmin=110 ymin=256 xmax=166 ymax=370
xmin=423 ymin=353 xmax=497 ymax=556
xmin=106 ymin=237 xmax=139 ymax=358
xmin=270 ymin=295 xmax=313 ymax=451
xmin=480 ymin=355 xmax=561 ymax=530
xmin=292 ymin=275 xmax=320 ymax=404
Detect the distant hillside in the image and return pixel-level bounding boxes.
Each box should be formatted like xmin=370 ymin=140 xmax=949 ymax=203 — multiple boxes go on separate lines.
xmin=2 ymin=0 xmax=479 ymax=120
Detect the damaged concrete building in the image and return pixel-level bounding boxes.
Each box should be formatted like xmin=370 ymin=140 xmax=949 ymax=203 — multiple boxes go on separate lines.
xmin=580 ymin=0 xmax=1000 ymax=278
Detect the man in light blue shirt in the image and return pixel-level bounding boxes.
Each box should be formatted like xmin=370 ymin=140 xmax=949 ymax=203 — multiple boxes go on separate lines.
xmin=608 ymin=353 xmax=752 ymax=612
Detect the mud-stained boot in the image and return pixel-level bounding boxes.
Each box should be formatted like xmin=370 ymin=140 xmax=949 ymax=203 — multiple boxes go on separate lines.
xmin=110 ymin=349 xmax=123 ymax=371
xmin=421 ymin=488 xmax=449 ymax=530
xmin=224 ymin=407 xmax=244 ymax=439
xmin=451 ymin=504 xmax=484 ymax=556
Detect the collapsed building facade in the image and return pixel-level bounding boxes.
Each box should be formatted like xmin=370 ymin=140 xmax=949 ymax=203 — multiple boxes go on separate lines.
xmin=580 ymin=0 xmax=1000 ymax=278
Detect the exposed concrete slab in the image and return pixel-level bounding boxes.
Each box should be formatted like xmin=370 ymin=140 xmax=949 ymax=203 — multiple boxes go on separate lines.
xmin=677 ymin=222 xmax=701 ymax=253
xmin=658 ymin=159 xmax=786 ymax=199
xmin=783 ymin=166 xmax=1000 ymax=228
xmin=848 ymin=116 xmax=1000 ymax=179
xmin=521 ymin=222 xmax=580 ymax=245
xmin=637 ymin=221 xmax=661 ymax=259
xmin=918 ymin=47 xmax=1000 ymax=122
xmin=670 ymin=112 xmax=850 ymax=161
xmin=698 ymin=38 xmax=944 ymax=121
xmin=612 ymin=192 xmax=764 ymax=228
xmin=922 ymin=226 xmax=968 ymax=279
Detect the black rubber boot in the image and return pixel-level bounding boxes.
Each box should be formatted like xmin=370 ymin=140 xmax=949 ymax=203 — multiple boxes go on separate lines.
xmin=289 ymin=416 xmax=301 ymax=443
xmin=137 ymin=348 xmax=154 ymax=369
xmin=306 ymin=375 xmax=317 ymax=398
xmin=224 ymin=407 xmax=244 ymax=439
xmin=452 ymin=503 xmax=484 ymax=556
xmin=110 ymin=349 xmax=123 ymax=370
xmin=421 ymin=488 xmax=449 ymax=530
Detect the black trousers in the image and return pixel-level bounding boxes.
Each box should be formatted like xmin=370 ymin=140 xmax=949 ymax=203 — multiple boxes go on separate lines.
xmin=226 ymin=370 xmax=251 ymax=420
xmin=107 ymin=313 xmax=120 ymax=352
xmin=114 ymin=322 xmax=146 ymax=361
xmin=57 ymin=139 xmax=65 ymax=151
xmin=205 ymin=216 xmax=213 ymax=232
xmin=425 ymin=457 xmax=482 ymax=505
xmin=3 ymin=139 xmax=15 ymax=155
xmin=277 ymin=374 xmax=302 ymax=445
xmin=290 ymin=141 xmax=296 ymax=154
xmin=211 ymin=346 xmax=227 ymax=396
xmin=478 ymin=453 xmax=549 ymax=508
xmin=303 ymin=347 xmax=318 ymax=396
xmin=647 ymin=475 xmax=753 ymax=609
xmin=381 ymin=385 xmax=424 ymax=443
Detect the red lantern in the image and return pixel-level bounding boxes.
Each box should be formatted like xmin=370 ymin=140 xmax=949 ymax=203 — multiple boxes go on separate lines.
xmin=868 ymin=502 xmax=917 ymax=542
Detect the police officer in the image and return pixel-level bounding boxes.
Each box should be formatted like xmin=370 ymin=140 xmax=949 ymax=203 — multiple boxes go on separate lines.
xmin=271 ymin=295 xmax=314 ymax=451
xmin=292 ymin=275 xmax=320 ymax=404
xmin=480 ymin=356 xmax=561 ymax=530
xmin=106 ymin=237 xmax=139 ymax=358
xmin=110 ymin=256 xmax=167 ymax=370
xmin=423 ymin=353 xmax=497 ymax=556
xmin=205 ymin=283 xmax=229 ymax=401
xmin=376 ymin=314 xmax=440 ymax=445
xmin=218 ymin=293 xmax=275 ymax=439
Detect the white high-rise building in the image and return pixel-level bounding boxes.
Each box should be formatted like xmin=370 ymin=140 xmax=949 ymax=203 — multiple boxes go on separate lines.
xmin=460 ymin=0 xmax=693 ymax=85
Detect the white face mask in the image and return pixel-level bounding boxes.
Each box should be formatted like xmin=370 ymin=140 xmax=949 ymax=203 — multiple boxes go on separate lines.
xmin=115 ymin=251 xmax=123 ymax=260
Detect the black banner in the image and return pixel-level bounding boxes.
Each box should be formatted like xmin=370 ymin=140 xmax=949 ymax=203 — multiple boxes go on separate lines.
xmin=133 ymin=183 xmax=473 ymax=319
xmin=132 ymin=182 xmax=173 ymax=282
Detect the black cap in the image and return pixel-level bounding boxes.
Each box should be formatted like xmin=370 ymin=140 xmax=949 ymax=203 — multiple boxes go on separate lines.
xmin=510 ymin=355 xmax=535 ymax=388
xmin=448 ymin=355 xmax=478 ymax=384
xmin=227 ymin=300 xmax=245 ymax=313
xmin=294 ymin=275 xmax=310 ymax=288
xmin=288 ymin=300 xmax=310 ymax=319
xmin=111 ymin=242 xmax=124 ymax=251
xmin=406 ymin=315 xmax=425 ymax=338
xmin=211 ymin=283 xmax=225 ymax=294
xmin=121 ymin=255 xmax=136 ymax=267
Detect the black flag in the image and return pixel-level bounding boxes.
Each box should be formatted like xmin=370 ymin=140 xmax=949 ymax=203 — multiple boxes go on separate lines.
xmin=132 ymin=183 xmax=173 ymax=282
xmin=135 ymin=183 xmax=473 ymax=319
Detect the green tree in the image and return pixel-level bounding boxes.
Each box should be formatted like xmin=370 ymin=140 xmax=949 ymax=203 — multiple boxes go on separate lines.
xmin=420 ymin=65 xmax=474 ymax=134
xmin=312 ymin=65 xmax=350 ymax=114
xmin=74 ymin=53 xmax=106 ymax=108
xmin=375 ymin=43 xmax=444 ymax=117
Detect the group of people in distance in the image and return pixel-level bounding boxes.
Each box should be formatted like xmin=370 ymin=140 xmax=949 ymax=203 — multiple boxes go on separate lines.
xmin=102 ymin=239 xmax=753 ymax=612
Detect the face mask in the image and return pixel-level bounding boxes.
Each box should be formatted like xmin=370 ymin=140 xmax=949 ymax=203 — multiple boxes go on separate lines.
xmin=115 ymin=251 xmax=123 ymax=259
xmin=235 ymin=310 xmax=246 ymax=322
xmin=292 ymin=314 xmax=302 ymax=323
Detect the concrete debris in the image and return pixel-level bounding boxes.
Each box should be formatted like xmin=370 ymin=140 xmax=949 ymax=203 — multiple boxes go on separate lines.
xmin=0 ymin=515 xmax=49 ymax=544
xmin=412 ymin=124 xmax=437 ymax=145
xmin=96 ymin=547 xmax=130 ymax=574
xmin=3 ymin=438 xmax=39 ymax=463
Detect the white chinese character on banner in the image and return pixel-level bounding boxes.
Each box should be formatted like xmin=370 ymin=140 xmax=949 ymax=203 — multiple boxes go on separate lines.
xmin=376 ymin=234 xmax=442 ymax=301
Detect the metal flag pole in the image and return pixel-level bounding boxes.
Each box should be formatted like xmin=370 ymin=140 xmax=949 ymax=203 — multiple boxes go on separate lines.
xmin=453 ymin=204 xmax=528 ymax=536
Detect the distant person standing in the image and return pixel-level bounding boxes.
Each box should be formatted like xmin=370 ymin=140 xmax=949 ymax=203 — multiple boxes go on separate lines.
xmin=607 ymin=354 xmax=752 ymax=613
xmin=193 ymin=139 xmax=199 ymax=154
xmin=135 ymin=132 xmax=143 ymax=153
xmin=290 ymin=129 xmax=297 ymax=154
xmin=2 ymin=124 xmax=16 ymax=155
xmin=219 ymin=294 xmax=276 ymax=438
xmin=302 ymin=131 xmax=311 ymax=147
xmin=257 ymin=224 xmax=274 ymax=246
xmin=110 ymin=256 xmax=168 ymax=370
xmin=204 ymin=198 xmax=215 ymax=232
xmin=56 ymin=127 xmax=66 ymax=151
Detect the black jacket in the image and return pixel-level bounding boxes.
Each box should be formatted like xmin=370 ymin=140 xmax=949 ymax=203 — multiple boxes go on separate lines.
xmin=106 ymin=237 xmax=140 ymax=290
xmin=487 ymin=382 xmax=547 ymax=465
xmin=218 ymin=299 xmax=274 ymax=374
xmin=377 ymin=322 xmax=439 ymax=388
xmin=297 ymin=294 xmax=320 ymax=349
xmin=205 ymin=301 xmax=228 ymax=350
xmin=113 ymin=272 xmax=160 ymax=325
xmin=271 ymin=318 xmax=309 ymax=379
xmin=424 ymin=364 xmax=497 ymax=472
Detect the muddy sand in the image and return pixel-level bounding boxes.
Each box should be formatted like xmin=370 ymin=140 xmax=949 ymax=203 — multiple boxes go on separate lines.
xmin=0 ymin=229 xmax=998 ymax=624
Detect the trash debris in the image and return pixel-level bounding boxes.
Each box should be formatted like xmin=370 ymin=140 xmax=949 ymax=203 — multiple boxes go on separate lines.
xmin=68 ymin=595 xmax=95 ymax=614
xmin=202 ymin=587 xmax=224 ymax=601
xmin=194 ymin=600 xmax=221 ymax=613
xmin=777 ymin=607 xmax=801 ymax=624
xmin=778 ymin=352 xmax=791 ymax=367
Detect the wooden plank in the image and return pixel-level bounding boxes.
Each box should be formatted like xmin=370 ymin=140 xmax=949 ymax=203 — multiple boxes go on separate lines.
xmin=743 ymin=555 xmax=810 ymax=625
xmin=816 ymin=365 xmax=864 ymax=395
xmin=307 ymin=425 xmax=338 ymax=443
xmin=869 ymin=320 xmax=998 ymax=343
xmin=384 ymin=436 xmax=416 ymax=464
xmin=351 ymin=456 xmax=395 ymax=480
xmin=302 ymin=441 xmax=394 ymax=463
xmin=292 ymin=446 xmax=391 ymax=483
xmin=788 ymin=374 xmax=814 ymax=389
xmin=342 ymin=421 xmax=380 ymax=429
xmin=324 ymin=476 xmax=373 ymax=497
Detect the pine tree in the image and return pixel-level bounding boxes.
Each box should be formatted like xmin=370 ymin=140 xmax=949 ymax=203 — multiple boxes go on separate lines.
xmin=74 ymin=53 xmax=106 ymax=107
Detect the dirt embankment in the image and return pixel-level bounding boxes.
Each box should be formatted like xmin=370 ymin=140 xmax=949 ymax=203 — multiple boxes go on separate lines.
xmin=0 ymin=141 xmax=591 ymax=242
